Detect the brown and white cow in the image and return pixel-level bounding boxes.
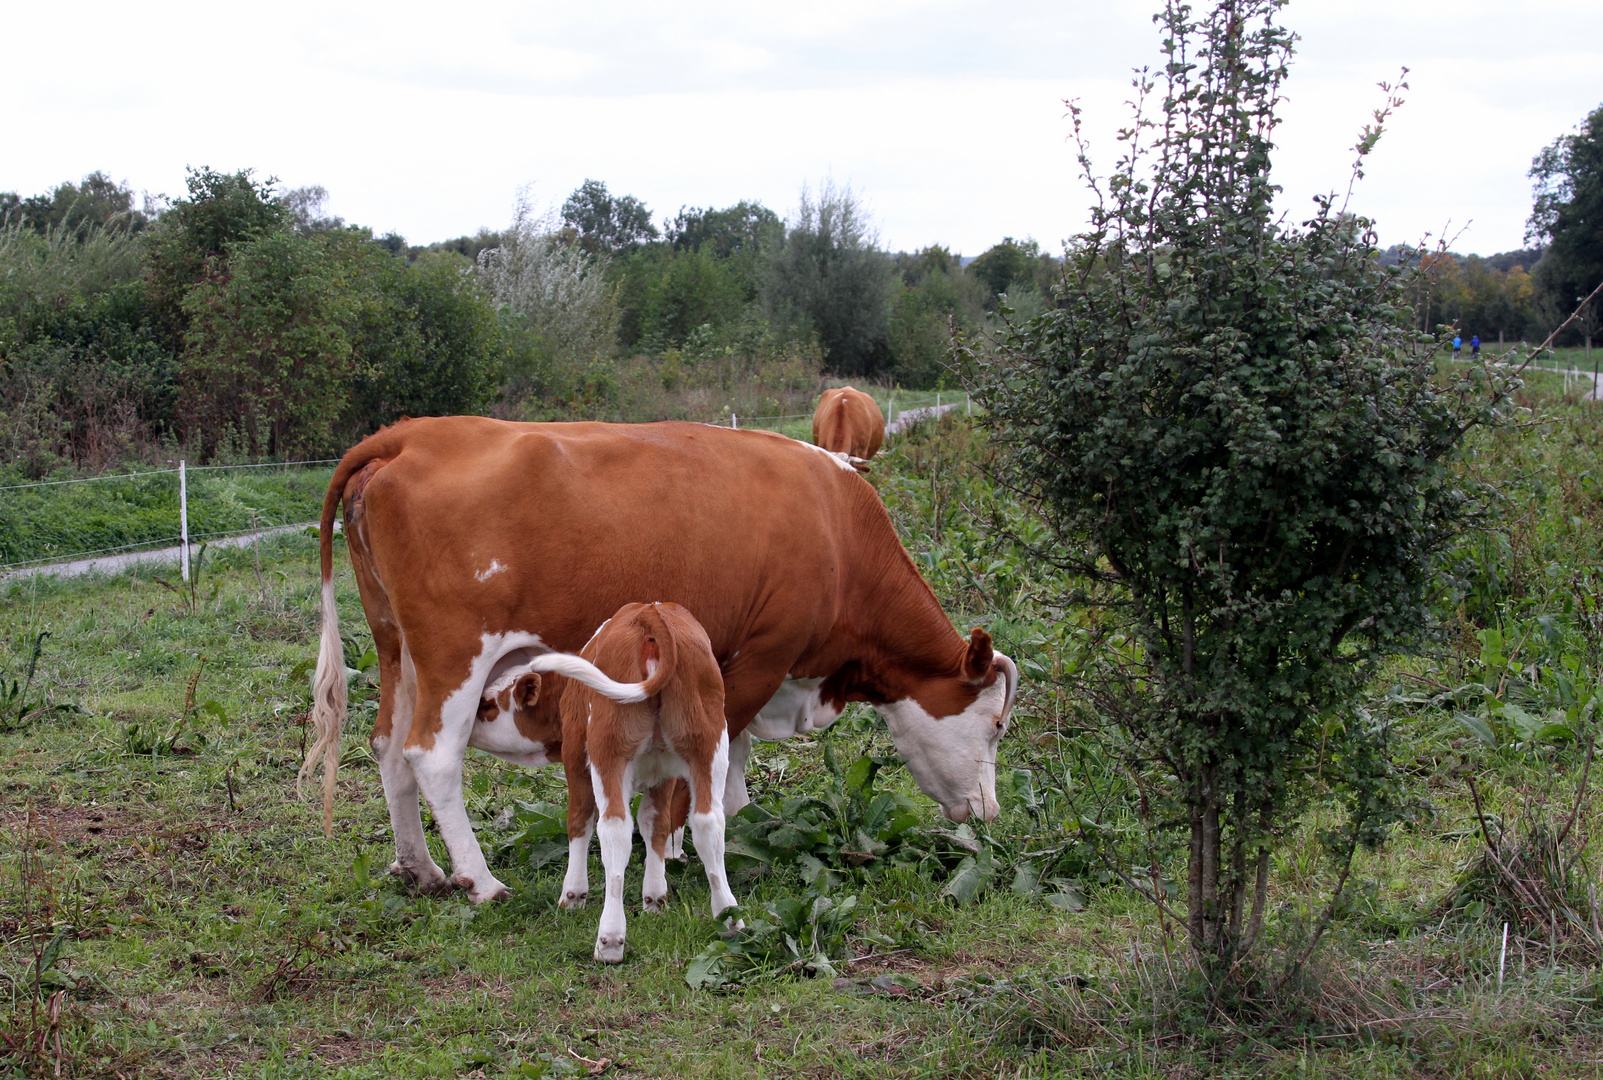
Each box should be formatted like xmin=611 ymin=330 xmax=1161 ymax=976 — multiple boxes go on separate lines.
xmin=301 ymin=416 xmax=1017 ymax=904
xmin=812 ymin=386 xmax=885 ymax=467
xmin=516 ymin=601 xmax=736 ymax=962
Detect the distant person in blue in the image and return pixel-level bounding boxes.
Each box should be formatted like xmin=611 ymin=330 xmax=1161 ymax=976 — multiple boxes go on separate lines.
xmin=1453 ymin=334 xmax=1463 ymax=359
xmin=1471 ymin=334 xmax=1481 ymax=357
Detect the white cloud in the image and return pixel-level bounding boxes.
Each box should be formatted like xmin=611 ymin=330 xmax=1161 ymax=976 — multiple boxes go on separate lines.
xmin=3 ymin=0 xmax=1598 ymax=255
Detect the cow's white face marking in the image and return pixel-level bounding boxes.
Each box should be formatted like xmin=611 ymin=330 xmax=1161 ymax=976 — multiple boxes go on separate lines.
xmin=474 ymin=559 xmax=508 ymax=583
xmin=747 ymin=677 xmax=841 ymax=741
xmin=875 ymin=652 xmax=1018 ymax=823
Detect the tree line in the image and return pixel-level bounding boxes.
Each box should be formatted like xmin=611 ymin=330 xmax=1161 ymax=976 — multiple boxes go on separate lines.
xmin=0 ymin=169 xmax=1056 ymax=474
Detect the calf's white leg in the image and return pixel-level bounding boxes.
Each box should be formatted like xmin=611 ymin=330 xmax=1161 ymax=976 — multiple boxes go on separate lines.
xmin=559 ymin=821 xmax=594 ymax=909
xmin=690 ymin=730 xmax=739 ymax=917
xmin=636 ymin=789 xmax=669 ymax=911
xmin=591 ymin=759 xmax=635 ymax=964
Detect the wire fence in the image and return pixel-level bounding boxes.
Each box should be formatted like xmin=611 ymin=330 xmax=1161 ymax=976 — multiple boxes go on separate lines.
xmin=1 ymin=458 xmax=338 ymax=575
xmin=4 ymin=395 xmax=981 ymax=575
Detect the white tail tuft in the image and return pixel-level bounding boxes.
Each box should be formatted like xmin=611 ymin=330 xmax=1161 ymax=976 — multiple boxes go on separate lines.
xmin=299 ymin=578 xmax=347 ymax=838
xmin=523 ymin=652 xmax=649 ymax=704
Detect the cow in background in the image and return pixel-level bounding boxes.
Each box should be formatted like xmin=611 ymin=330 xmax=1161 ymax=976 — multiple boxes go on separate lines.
xmin=812 ymin=386 xmax=884 ymax=468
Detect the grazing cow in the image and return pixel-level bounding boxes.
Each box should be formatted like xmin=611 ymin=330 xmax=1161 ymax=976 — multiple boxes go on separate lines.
xmin=812 ymin=387 xmax=885 ymax=467
xmin=516 ymin=602 xmax=736 ymax=962
xmin=301 ymin=416 xmax=1018 ymax=905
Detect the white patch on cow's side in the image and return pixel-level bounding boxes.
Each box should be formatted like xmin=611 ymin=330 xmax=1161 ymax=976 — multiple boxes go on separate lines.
xmin=873 ymin=650 xmax=1018 ymax=824
xmin=403 ymin=630 xmax=547 ymax=904
xmin=799 ymin=440 xmax=860 ymax=473
xmin=474 ymin=559 xmax=508 ymax=583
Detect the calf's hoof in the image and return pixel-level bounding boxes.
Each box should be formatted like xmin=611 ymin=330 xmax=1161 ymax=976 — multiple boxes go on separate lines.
xmin=594 ymin=934 xmax=626 ymax=964
xmin=559 ymin=889 xmax=588 ymax=910
xmin=641 ymin=892 xmax=668 ymax=913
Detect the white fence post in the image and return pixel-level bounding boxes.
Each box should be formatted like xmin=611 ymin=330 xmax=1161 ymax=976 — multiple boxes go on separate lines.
xmin=732 ymin=413 xmax=738 ymax=430
xmin=179 ymin=460 xmax=190 ymax=582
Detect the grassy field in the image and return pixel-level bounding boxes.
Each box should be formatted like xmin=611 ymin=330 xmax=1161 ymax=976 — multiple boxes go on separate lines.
xmin=1 ymin=466 xmax=336 ymax=570
xmin=1 ymin=372 xmax=1600 ymax=1078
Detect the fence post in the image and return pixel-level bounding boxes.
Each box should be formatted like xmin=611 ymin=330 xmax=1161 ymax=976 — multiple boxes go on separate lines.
xmin=179 ymin=460 xmax=190 ymax=583
xmin=732 ymin=413 xmax=738 ymax=430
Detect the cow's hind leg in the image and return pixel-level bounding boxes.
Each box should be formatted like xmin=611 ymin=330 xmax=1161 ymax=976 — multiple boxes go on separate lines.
xmin=404 ymin=686 xmax=510 ymax=905
xmin=375 ymin=643 xmax=449 ymax=893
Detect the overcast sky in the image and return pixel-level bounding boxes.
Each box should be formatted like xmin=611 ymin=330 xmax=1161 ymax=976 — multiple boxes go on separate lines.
xmin=6 ymin=0 xmax=1600 ymax=256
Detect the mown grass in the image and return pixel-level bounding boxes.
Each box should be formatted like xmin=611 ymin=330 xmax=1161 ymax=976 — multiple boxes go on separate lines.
xmin=1 ymin=371 xmax=1601 ymax=1078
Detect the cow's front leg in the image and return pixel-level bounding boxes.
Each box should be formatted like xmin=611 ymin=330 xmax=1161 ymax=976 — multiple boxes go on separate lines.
xmin=723 ymin=728 xmax=754 ymax=816
xmin=405 ymin=693 xmax=509 ymax=904
xmin=373 ymin=650 xmax=449 ymax=893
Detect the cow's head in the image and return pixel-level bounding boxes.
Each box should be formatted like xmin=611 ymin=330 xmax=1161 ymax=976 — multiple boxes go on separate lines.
xmin=874 ymin=628 xmax=1018 ymax=823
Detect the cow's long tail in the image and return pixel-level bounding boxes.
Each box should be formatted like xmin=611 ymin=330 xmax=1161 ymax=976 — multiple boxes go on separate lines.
xmin=299 ymin=431 xmax=403 ymax=838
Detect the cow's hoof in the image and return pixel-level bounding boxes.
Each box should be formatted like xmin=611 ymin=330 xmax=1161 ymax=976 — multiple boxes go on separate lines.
xmin=642 ymin=893 xmax=668 ymax=912
xmin=559 ymin=890 xmax=588 ymax=910
xmin=392 ymin=861 xmax=451 ymax=895
xmin=455 ymin=875 xmax=510 ymax=904
xmin=594 ymin=935 xmax=625 ymax=964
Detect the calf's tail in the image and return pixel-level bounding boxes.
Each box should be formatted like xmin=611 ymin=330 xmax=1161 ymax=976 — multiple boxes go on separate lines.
xmin=524 ymin=604 xmax=683 ymax=703
xmin=523 ymin=653 xmax=652 ymax=704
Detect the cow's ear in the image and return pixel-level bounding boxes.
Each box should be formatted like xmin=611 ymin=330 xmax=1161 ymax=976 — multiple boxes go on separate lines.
xmin=962 ymin=627 xmax=994 ymax=683
xmin=515 ymin=673 xmax=541 ymax=709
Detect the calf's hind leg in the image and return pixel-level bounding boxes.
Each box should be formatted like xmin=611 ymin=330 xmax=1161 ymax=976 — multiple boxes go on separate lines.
xmin=686 ymin=730 xmax=738 ymax=918
xmin=590 ymin=759 xmax=636 ymax=964
xmin=638 ymin=780 xmax=689 ymax=911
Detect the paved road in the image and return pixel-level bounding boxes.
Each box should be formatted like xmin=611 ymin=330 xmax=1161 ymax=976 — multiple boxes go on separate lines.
xmin=886 ymin=402 xmax=961 ymax=434
xmin=2 ymin=522 xmax=329 ymax=583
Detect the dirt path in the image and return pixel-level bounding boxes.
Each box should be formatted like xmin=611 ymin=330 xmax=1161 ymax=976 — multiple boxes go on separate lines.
xmin=2 ymin=522 xmax=328 ymax=583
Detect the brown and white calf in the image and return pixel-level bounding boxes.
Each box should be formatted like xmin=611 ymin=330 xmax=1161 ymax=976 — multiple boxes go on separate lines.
xmin=515 ymin=602 xmax=735 ymax=962
xmin=812 ymin=386 xmax=884 ymax=467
